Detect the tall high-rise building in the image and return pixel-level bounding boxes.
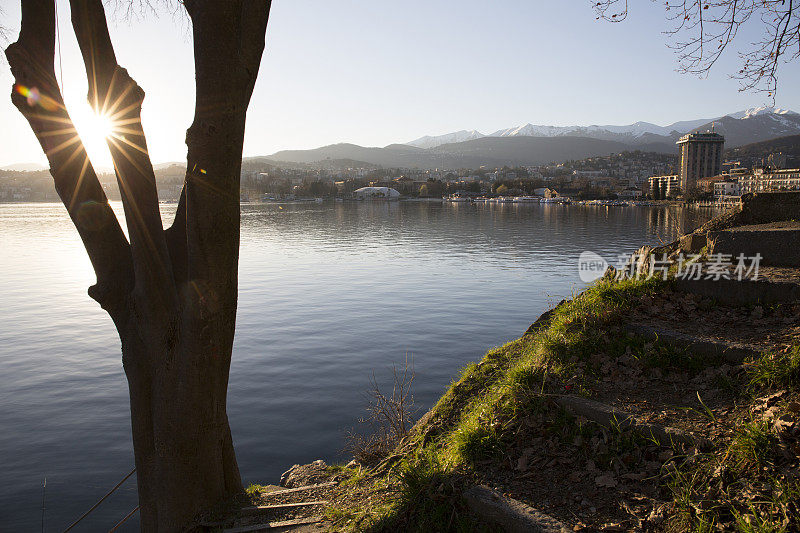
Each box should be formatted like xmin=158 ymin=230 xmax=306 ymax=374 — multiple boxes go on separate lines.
xmin=677 ymin=132 xmax=725 ymax=192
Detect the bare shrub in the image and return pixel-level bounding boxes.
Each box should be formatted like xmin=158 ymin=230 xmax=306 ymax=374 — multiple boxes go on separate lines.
xmin=346 ymin=354 xmax=418 ymax=464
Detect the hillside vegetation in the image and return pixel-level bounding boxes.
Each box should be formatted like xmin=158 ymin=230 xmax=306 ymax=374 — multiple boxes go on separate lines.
xmin=323 ymin=274 xmax=799 ymax=531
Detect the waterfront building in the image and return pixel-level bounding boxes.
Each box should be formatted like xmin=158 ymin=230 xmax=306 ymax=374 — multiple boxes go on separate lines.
xmin=739 ymin=168 xmax=800 ymax=194
xmin=699 ymin=163 xmax=753 ymax=193
xmin=677 ymin=132 xmax=725 ymax=191
xmin=618 ymin=187 xmax=643 ymax=200
xmin=648 ymin=174 xmax=680 ymax=197
xmin=713 ymin=179 xmax=741 ymax=198
xmin=353 ymin=186 xmax=401 ymax=199
xmin=697 ymin=175 xmax=725 ymax=193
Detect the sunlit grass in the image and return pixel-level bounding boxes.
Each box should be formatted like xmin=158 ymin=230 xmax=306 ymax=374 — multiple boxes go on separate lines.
xmin=327 ymin=276 xmax=667 ymax=531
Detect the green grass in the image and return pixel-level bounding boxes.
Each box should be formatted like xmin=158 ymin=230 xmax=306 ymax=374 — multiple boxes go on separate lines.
xmin=670 ymin=467 xmax=800 ymax=533
xmin=731 ymin=477 xmax=800 ymax=533
xmin=328 ymin=273 xmax=798 ymax=531
xmin=666 ymin=408 xmax=797 ymax=532
xmin=323 ymin=474 xmax=397 ymax=531
xmin=244 ymin=483 xmax=266 ymax=497
xmin=441 ymin=276 xmax=666 ymax=464
xmin=340 ymin=276 xmax=670 ymax=529
xmin=666 ymin=459 xmax=721 ymax=530
xmin=747 ymin=345 xmax=800 ymax=391
xmin=727 ymin=418 xmax=778 ymax=469
xmin=360 ymin=449 xmax=500 ymax=533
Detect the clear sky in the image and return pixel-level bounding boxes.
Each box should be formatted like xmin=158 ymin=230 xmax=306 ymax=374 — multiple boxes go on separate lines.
xmin=1 ymin=0 xmax=798 ymax=168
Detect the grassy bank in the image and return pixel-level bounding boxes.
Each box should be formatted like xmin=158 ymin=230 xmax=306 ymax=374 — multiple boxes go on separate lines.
xmin=321 ymin=274 xmax=800 ymax=532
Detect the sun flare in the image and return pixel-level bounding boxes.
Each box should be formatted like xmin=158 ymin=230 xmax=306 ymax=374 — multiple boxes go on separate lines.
xmin=92 ymin=113 xmax=114 ymax=140
xmin=72 ymin=104 xmax=116 ymax=168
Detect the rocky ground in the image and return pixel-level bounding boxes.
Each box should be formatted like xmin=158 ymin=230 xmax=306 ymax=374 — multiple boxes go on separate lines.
xmin=471 ymin=287 xmax=800 ymax=531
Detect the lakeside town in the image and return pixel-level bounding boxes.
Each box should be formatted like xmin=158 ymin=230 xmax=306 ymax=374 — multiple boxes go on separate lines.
xmin=2 ymin=132 xmax=797 ymax=207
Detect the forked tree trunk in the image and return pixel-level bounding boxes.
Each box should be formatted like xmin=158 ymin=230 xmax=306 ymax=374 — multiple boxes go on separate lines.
xmin=6 ymin=1 xmax=271 ymax=530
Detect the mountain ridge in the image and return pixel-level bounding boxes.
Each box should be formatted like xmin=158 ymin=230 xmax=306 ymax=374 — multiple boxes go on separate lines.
xmin=267 ymin=136 xmax=677 ymax=169
xmin=406 ymin=107 xmax=799 ymax=149
xmin=263 ymin=108 xmax=800 ymax=170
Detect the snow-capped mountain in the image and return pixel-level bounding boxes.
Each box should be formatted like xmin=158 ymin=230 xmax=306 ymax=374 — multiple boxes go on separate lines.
xmin=725 ymin=106 xmax=798 ymax=120
xmin=407 ymin=129 xmax=485 ymax=149
xmin=490 ymin=124 xmax=575 ymax=138
xmin=690 ymin=111 xmax=800 ymax=147
xmin=265 ymin=107 xmax=800 ymax=170
xmin=489 ymin=121 xmax=691 ymax=139
xmin=405 ymin=107 xmax=799 ymax=148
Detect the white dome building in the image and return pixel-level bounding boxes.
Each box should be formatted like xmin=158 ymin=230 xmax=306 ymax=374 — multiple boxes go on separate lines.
xmin=353 ymin=186 xmax=401 ymax=200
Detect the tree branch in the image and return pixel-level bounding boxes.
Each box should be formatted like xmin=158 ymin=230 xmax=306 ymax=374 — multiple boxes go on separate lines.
xmin=166 ymin=1 xmax=270 ymax=276
xmin=179 ymin=2 xmax=269 ymax=290
xmin=597 ymin=0 xmax=800 ymax=99
xmin=70 ymin=0 xmax=177 ymax=313
xmin=5 ymin=0 xmax=133 ymax=319
xmin=240 ymin=1 xmax=271 ymax=102
xmin=0 ymin=6 xmax=10 ymax=42
xmin=594 ymin=0 xmax=628 ymax=22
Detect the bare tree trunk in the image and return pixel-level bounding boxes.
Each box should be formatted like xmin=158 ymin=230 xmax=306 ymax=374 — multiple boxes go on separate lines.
xmin=6 ymin=1 xmax=271 ymax=530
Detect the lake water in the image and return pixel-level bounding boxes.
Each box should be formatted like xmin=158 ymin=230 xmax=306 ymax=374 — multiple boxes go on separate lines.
xmin=0 ymin=201 xmax=719 ymax=531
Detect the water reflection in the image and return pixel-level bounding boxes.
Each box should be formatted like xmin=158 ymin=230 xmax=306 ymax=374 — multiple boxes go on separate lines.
xmin=0 ymin=201 xmax=721 ymax=531
xmin=240 ymin=201 xmax=714 ymax=268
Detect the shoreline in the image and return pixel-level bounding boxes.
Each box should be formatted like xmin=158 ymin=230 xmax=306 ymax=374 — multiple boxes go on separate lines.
xmin=0 ymin=198 xmax=730 ymax=208
xmin=232 ymin=191 xmax=800 ymax=531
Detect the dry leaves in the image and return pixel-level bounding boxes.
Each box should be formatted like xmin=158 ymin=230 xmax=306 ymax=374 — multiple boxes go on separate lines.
xmin=594 ymin=473 xmax=617 ymax=488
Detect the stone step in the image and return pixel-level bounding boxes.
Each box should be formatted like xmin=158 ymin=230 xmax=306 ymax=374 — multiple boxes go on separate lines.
xmin=462 ymin=485 xmax=570 ymax=533
xmin=625 ymin=324 xmax=761 ymax=363
xmin=223 ymin=516 xmax=323 ymax=533
xmin=237 ymin=501 xmax=327 ymax=517
xmin=203 ymin=501 xmax=327 ymax=529
xmin=675 ymin=277 xmax=800 ymax=306
xmin=709 ymin=222 xmax=800 ymax=267
xmin=258 ymin=482 xmax=337 ymax=498
xmin=554 ymin=395 xmax=712 ymax=450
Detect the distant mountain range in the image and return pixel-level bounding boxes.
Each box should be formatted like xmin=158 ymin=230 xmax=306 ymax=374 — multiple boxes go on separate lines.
xmin=5 ymin=107 xmax=799 ymax=172
xmin=406 ymin=107 xmax=799 ymax=148
xmin=265 ymin=137 xmax=676 ymax=170
xmin=264 ymin=107 xmax=800 ymax=169
xmin=0 ymin=162 xmax=49 ymax=172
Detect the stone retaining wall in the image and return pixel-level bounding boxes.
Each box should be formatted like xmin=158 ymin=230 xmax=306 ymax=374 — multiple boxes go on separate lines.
xmin=741 ymin=191 xmax=800 ymax=224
